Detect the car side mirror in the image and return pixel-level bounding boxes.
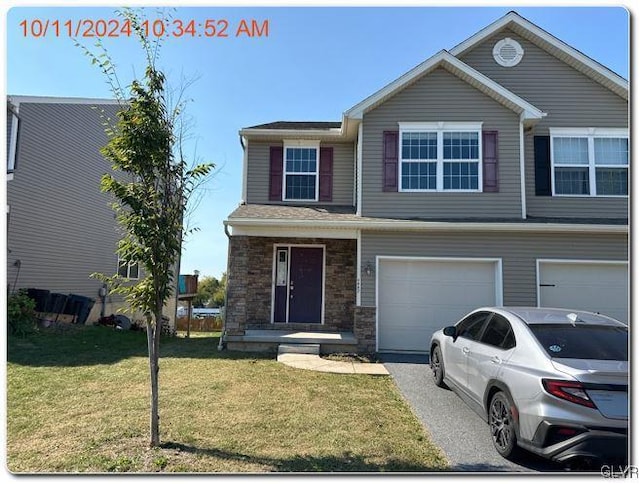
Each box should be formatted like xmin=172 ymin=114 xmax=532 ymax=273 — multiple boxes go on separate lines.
xmin=443 ymin=326 xmax=457 ymax=338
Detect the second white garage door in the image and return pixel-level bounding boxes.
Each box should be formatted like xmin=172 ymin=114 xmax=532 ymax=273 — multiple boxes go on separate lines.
xmin=377 ymin=258 xmax=502 ymax=352
xmin=538 ymin=260 xmax=628 ymax=324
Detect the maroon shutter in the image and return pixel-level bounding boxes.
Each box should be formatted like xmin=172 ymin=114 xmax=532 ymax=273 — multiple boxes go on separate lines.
xmin=319 ymin=147 xmax=333 ymax=202
xmin=269 ymin=146 xmax=283 ymax=201
xmin=383 ymin=131 xmax=399 ymax=192
xmin=482 ymin=131 xmax=499 ymax=193
xmin=534 ymin=136 xmax=552 ymax=196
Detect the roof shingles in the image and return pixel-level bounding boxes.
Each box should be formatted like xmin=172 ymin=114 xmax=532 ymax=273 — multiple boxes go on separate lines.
xmin=244 ymin=121 xmax=342 ymax=130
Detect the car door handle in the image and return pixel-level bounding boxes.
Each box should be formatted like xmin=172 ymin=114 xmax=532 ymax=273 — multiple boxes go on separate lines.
xmin=491 ymin=356 xmax=502 ymax=364
xmin=462 ymin=347 xmax=470 ymax=354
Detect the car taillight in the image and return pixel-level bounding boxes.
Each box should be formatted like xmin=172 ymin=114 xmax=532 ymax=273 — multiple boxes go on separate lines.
xmin=542 ymin=379 xmax=597 ymax=408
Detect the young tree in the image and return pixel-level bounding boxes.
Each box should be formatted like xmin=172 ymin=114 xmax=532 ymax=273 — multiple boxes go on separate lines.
xmin=212 ymin=272 xmax=227 ymax=308
xmin=193 ymin=276 xmax=220 ymax=308
xmin=83 ymin=8 xmax=213 ymax=447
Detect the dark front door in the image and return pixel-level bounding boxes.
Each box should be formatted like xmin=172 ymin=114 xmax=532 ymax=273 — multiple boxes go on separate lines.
xmin=273 ymin=246 xmax=324 ymax=324
xmin=287 ymin=247 xmax=323 ymax=323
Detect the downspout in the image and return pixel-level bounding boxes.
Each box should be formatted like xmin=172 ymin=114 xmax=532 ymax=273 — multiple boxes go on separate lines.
xmin=219 ymin=220 xmax=233 ymax=350
xmin=519 ymin=115 xmax=527 ymax=220
xmin=240 ymin=134 xmax=248 ymax=204
xmin=218 ymin=134 xmax=247 ymax=348
xmin=356 ymin=122 xmax=363 ymax=216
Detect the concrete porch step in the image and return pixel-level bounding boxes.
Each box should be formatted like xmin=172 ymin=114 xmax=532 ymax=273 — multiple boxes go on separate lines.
xmin=225 ymin=330 xmax=357 ymax=345
xmin=278 ymin=343 xmax=320 ymax=356
xmin=225 ymin=330 xmax=358 ymax=354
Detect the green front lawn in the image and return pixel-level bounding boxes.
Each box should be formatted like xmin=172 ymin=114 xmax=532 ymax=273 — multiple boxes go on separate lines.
xmin=7 ymin=326 xmax=449 ymax=472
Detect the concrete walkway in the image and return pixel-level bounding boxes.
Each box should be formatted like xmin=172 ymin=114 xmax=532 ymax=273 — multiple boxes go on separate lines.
xmin=277 ymin=344 xmax=389 ymax=375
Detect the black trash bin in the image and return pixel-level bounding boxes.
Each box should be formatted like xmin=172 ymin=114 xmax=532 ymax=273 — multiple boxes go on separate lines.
xmin=26 ymin=288 xmax=50 ymax=312
xmin=78 ymin=297 xmax=96 ymax=325
xmin=46 ymin=293 xmax=68 ymax=315
xmin=66 ymin=294 xmax=95 ymax=325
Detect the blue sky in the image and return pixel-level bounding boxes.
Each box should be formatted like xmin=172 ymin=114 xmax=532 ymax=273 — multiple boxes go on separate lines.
xmin=6 ymin=5 xmax=629 ymax=279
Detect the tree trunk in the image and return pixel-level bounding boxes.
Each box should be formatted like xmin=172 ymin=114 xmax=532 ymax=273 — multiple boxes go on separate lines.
xmin=147 ymin=315 xmax=160 ymax=447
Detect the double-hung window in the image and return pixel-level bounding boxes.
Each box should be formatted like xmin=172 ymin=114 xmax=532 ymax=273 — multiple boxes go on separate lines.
xmin=399 ymin=122 xmax=482 ymax=192
xmin=118 ymin=259 xmax=139 ymax=279
xmin=550 ymin=128 xmax=628 ymax=197
xmin=283 ymin=142 xmax=319 ymax=201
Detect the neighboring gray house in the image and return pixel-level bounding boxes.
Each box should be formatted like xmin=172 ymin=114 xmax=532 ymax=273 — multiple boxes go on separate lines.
xmin=223 ymin=11 xmax=628 ymax=353
xmin=6 ymin=95 xmax=177 ymax=325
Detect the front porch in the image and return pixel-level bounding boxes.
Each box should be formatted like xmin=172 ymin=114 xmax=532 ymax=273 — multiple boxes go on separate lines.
xmin=224 ymin=235 xmax=368 ymax=352
xmin=225 ymin=329 xmax=358 ymax=354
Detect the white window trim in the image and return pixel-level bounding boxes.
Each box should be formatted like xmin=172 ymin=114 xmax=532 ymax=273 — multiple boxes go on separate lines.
xmin=550 ymin=127 xmax=629 ymax=198
xmin=118 ymin=259 xmax=140 ymax=280
xmin=398 ymin=122 xmax=483 ymax=193
xmin=282 ymin=140 xmax=320 ymax=202
xmin=8 ymin=111 xmax=19 ymax=175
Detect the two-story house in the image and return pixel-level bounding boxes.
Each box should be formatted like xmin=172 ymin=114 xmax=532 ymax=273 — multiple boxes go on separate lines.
xmin=6 ymin=96 xmax=178 ymax=327
xmin=222 ymin=12 xmax=628 ymax=353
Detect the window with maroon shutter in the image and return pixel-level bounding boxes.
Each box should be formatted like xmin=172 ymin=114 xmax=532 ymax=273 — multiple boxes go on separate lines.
xmin=383 ymin=131 xmax=399 ymax=192
xmin=269 ymin=146 xmax=283 ymax=201
xmin=319 ymin=147 xmax=333 ymax=202
xmin=283 ymin=146 xmax=319 ymax=200
xmin=482 ymin=131 xmax=499 ymax=192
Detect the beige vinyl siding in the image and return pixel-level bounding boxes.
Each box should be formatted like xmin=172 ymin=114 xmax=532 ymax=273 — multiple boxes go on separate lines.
xmin=6 ymin=102 xmax=127 ymax=307
xmin=361 ymin=68 xmax=521 ymax=219
xmin=360 ymin=230 xmax=627 ymax=307
xmin=460 ymin=29 xmax=628 ymax=219
xmin=245 ymin=140 xmax=354 ymax=206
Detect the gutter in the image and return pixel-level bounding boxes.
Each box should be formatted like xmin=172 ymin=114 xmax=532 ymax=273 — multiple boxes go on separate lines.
xmin=225 ymin=218 xmax=628 ymax=234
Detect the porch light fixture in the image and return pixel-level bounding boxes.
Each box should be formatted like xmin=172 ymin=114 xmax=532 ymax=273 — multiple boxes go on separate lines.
xmin=363 ymin=262 xmax=375 ymax=277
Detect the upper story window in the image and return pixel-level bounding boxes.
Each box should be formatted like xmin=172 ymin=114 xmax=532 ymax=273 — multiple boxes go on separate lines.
xmin=550 ymin=128 xmax=628 ymax=197
xmin=399 ymin=122 xmax=482 ymax=192
xmin=283 ymin=141 xmax=319 ymax=201
xmin=118 ymin=259 xmax=139 ymax=279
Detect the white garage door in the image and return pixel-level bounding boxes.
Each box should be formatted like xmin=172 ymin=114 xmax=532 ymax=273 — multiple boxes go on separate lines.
xmin=378 ymin=258 xmax=501 ymax=352
xmin=538 ymin=261 xmax=628 ymax=323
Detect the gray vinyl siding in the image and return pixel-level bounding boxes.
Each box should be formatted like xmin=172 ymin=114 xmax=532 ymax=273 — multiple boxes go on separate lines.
xmin=460 ymin=29 xmax=628 ymax=219
xmin=361 ymin=68 xmax=521 ymax=219
xmin=6 ymin=102 xmax=128 ymax=307
xmin=245 ymin=140 xmax=354 ymax=206
xmin=360 ymin=230 xmax=627 ymax=307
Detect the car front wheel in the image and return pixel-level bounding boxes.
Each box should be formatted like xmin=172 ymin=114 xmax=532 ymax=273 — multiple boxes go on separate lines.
xmin=489 ymin=391 xmax=518 ymax=458
xmin=431 ymin=346 xmax=446 ymax=388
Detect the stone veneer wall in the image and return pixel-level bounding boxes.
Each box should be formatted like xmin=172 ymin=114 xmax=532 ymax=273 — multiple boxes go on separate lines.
xmin=354 ymin=306 xmax=376 ymax=353
xmin=225 ymin=236 xmax=356 ymax=333
xmin=225 ymin=236 xmax=249 ymax=336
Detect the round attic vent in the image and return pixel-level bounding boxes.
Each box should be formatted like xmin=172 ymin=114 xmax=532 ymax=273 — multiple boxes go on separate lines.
xmin=493 ymin=37 xmax=524 ymax=67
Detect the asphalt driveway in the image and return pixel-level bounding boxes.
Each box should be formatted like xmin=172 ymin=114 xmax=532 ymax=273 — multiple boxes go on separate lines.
xmin=381 ymin=353 xmax=563 ymax=472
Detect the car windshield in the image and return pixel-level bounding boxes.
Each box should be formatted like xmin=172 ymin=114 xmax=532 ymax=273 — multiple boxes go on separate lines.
xmin=529 ymin=324 xmax=628 ymax=361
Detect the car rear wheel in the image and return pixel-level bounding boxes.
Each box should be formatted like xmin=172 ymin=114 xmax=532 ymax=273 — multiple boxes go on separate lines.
xmin=431 ymin=346 xmax=446 ymax=388
xmin=489 ymin=391 xmax=518 ymax=458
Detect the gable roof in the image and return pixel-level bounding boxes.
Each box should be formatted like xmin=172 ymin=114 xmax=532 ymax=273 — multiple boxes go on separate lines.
xmin=345 ymin=50 xmax=545 ymax=124
xmin=449 ymin=11 xmax=628 ymax=100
